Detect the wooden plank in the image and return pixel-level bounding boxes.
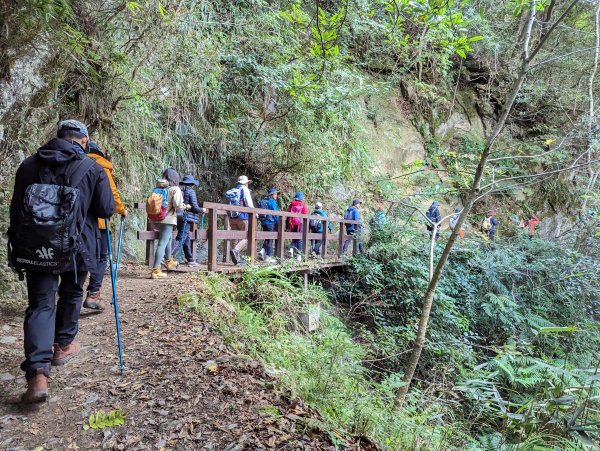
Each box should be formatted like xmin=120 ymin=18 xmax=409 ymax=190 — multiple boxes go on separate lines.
xmin=248 ymin=213 xmax=257 ymax=264
xmin=302 ymin=218 xmax=309 ymax=259
xmin=202 ymin=202 xmax=361 ymax=225
xmin=207 ymin=207 xmax=218 ymax=271
xmin=276 ymin=218 xmax=285 ymax=262
xmin=145 ymin=216 xmax=154 ymax=266
xmin=137 ymin=230 xmax=196 ymax=240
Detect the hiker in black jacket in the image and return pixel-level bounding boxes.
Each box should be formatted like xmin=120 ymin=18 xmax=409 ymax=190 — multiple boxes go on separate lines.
xmin=174 ymin=175 xmax=205 ymax=267
xmin=8 ymin=120 xmax=115 ymax=403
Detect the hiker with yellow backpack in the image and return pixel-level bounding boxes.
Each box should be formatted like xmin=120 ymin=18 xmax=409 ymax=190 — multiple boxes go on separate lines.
xmin=482 ymin=209 xmax=499 ymax=240
xmin=146 ymin=168 xmax=190 ymax=279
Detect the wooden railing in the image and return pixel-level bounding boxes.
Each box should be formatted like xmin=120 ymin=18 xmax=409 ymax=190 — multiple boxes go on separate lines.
xmin=136 ymin=201 xmax=362 ymax=271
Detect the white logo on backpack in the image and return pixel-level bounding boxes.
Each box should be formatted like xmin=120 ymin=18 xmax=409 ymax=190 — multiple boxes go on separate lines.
xmin=35 ymin=247 xmax=54 ymax=260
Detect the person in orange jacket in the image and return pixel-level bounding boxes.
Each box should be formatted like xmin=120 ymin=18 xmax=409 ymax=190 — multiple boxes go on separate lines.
xmin=83 ymin=142 xmax=127 ymax=311
xmin=525 ymin=214 xmax=540 ymax=239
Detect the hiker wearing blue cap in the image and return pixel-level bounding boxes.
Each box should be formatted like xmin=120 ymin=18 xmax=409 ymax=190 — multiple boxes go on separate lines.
xmin=342 ymin=199 xmax=364 ymax=255
xmin=257 ymin=187 xmax=279 ymax=262
xmin=8 ymin=119 xmax=115 ymax=403
xmin=425 ymin=201 xmax=442 ymax=239
xmin=287 ymin=191 xmax=309 ymax=260
xmin=174 ymin=175 xmax=205 ymax=267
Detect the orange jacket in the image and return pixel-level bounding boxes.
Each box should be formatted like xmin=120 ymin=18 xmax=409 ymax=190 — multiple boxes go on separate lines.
xmin=89 ymin=153 xmax=126 ymax=229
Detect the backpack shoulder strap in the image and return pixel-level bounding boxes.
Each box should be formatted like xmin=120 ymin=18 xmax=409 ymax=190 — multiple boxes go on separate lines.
xmin=68 ymin=157 xmax=96 ymax=189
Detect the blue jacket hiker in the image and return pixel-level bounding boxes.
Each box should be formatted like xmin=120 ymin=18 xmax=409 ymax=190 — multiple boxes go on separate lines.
xmin=343 ymin=199 xmax=364 ymax=254
xmin=258 ymin=187 xmax=279 ymax=261
xmin=310 ymin=202 xmax=332 ymax=256
xmin=174 ymin=175 xmax=205 ymax=266
xmin=426 ymin=201 xmax=442 ymax=239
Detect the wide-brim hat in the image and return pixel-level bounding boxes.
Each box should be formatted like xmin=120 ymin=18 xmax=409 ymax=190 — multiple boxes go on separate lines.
xmin=238 ymin=175 xmax=252 ymax=184
xmin=181 ymin=175 xmax=199 ymax=186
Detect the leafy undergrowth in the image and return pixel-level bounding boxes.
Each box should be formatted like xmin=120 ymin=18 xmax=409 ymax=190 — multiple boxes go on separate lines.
xmin=330 ymin=223 xmax=600 ymax=450
xmin=179 ymin=267 xmax=474 ymax=450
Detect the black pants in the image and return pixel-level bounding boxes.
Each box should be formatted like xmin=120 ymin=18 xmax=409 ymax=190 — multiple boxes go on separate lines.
xmin=22 ymin=271 xmax=86 ymax=380
xmin=343 ymin=230 xmax=364 ymax=254
xmin=175 ymin=221 xmax=194 ymax=262
xmin=87 ymin=229 xmax=108 ymax=293
xmin=261 ymin=222 xmax=276 ymax=257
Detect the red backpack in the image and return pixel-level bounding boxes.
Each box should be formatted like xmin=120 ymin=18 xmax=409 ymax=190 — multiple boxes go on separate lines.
xmin=288 ymin=203 xmax=304 ymax=228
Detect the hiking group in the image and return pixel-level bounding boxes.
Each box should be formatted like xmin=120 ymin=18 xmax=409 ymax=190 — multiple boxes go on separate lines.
xmin=153 ymin=174 xmax=367 ymax=268
xmin=425 ymin=201 xmax=541 ymax=240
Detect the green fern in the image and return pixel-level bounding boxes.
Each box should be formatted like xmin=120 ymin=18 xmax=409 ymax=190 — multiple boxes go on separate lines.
xmin=83 ymin=409 xmax=126 ymax=430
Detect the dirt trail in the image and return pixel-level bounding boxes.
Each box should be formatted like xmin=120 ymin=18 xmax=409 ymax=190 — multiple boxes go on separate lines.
xmin=0 ymin=264 xmax=349 ymax=450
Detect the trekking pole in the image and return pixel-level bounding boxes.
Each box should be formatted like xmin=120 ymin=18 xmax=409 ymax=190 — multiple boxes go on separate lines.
xmin=115 ymin=215 xmax=125 ymax=281
xmin=105 ymin=218 xmax=125 ymax=375
xmin=177 ymin=212 xmax=188 ymax=267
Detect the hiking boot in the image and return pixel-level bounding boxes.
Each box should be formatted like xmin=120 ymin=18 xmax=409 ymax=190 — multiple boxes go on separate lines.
xmin=188 ymin=261 xmax=200 ymax=268
xmin=288 ymin=248 xmax=294 ymax=258
xmin=296 ymin=255 xmax=302 ymax=262
xmin=151 ymin=268 xmax=167 ymax=279
xmin=51 ymin=342 xmax=81 ymax=366
xmin=22 ymin=369 xmax=48 ymax=404
xmin=82 ymin=291 xmax=103 ymax=311
xmin=258 ymin=248 xmax=266 ymax=261
xmin=230 ymin=250 xmax=239 ymax=265
xmin=166 ymin=259 xmax=178 ymax=270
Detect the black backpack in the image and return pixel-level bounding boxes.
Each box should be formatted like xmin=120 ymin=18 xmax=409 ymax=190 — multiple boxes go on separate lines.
xmin=257 ymin=197 xmax=275 ymax=223
xmin=9 ymin=157 xmax=96 ymax=274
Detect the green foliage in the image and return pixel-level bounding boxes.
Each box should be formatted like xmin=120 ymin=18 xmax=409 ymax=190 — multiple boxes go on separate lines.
xmin=83 ymin=410 xmax=126 ymax=430
xmin=180 ymin=268 xmax=472 ymax=449
xmin=330 ymin=220 xmax=600 ymax=448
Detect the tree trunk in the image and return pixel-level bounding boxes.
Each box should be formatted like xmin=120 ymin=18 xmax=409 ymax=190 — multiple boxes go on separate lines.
xmin=582 ymin=0 xmax=600 ymax=211
xmin=393 ymin=0 xmax=580 ymax=410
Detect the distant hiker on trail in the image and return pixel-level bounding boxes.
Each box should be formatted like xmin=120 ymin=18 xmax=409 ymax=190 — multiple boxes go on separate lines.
xmin=369 ymin=206 xmax=387 ymax=230
xmin=147 ymin=168 xmax=189 ymax=279
xmin=482 ymin=209 xmax=499 ymax=240
xmin=449 ymin=207 xmax=465 ymax=239
xmin=342 ymin=199 xmax=364 ymax=255
xmin=226 ymin=175 xmax=255 ymax=265
xmin=175 ymin=175 xmax=205 ymax=267
xmin=524 ymin=214 xmax=540 ymax=239
xmin=425 ymin=201 xmax=442 ymax=239
xmin=83 ymin=142 xmax=127 ymax=312
xmin=7 ymin=120 xmax=115 ymax=403
xmin=310 ymin=202 xmax=332 ymax=257
xmin=287 ymin=192 xmax=309 ymax=260
xmin=258 ymin=187 xmax=279 ymax=263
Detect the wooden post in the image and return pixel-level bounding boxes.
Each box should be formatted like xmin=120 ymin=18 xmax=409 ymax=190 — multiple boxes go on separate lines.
xmin=146 ymin=217 xmax=155 ymax=267
xmin=321 ymin=220 xmax=328 ymax=259
xmin=338 ymin=222 xmax=345 ymax=258
xmin=303 ymin=272 xmax=308 ymax=290
xmin=248 ymin=213 xmax=257 ymax=264
xmin=276 ymin=217 xmax=285 ymax=262
xmin=302 ymin=217 xmax=309 ymax=260
xmin=223 ymin=215 xmax=231 ymax=263
xmin=208 ymin=207 xmax=218 ymax=271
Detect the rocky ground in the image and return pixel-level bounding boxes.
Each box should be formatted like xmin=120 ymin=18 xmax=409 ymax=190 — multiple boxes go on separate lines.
xmin=0 ymin=264 xmax=377 ymax=450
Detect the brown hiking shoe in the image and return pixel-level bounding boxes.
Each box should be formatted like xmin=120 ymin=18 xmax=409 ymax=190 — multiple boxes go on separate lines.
xmin=166 ymin=259 xmax=178 ymax=270
xmin=51 ymin=342 xmax=81 ymax=366
xmin=82 ymin=291 xmax=104 ymax=311
xmin=22 ymin=369 xmax=48 ymax=404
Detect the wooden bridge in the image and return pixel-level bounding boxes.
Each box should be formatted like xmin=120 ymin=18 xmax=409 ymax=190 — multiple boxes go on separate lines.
xmin=136 ymin=201 xmax=362 ymax=273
